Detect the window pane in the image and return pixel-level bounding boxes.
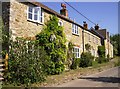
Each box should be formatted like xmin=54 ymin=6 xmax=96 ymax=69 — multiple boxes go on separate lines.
xmin=78 ymin=48 xmax=79 ymax=52
xmin=28 ymin=13 xmax=32 ymax=20
xmin=34 ymin=8 xmax=38 ymax=14
xmin=34 ymin=14 xmax=38 ymax=20
xmin=29 ymin=7 xmax=33 ymax=13
xmin=75 ymin=29 xmax=76 ymax=34
xmin=77 ymin=29 xmax=78 ymax=34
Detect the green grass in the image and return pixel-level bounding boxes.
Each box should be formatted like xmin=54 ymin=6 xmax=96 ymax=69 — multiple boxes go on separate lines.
xmin=114 ymin=56 xmax=120 ymax=67
xmin=92 ymin=61 xmax=98 ymax=68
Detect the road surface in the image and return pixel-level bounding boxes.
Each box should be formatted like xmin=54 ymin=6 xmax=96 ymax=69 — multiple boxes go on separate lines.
xmin=57 ymin=67 xmax=120 ymax=87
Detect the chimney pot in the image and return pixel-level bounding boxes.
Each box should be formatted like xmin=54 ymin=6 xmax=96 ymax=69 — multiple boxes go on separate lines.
xmin=60 ymin=3 xmax=68 ymax=17
xmin=83 ymin=21 xmax=88 ymax=29
xmin=94 ymin=24 xmax=99 ymax=30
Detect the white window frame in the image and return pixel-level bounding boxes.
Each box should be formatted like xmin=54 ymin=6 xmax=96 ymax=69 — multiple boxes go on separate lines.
xmin=72 ymin=24 xmax=79 ymax=35
xmin=27 ymin=6 xmax=44 ymax=24
xmin=58 ymin=20 xmax=63 ymax=26
xmin=73 ymin=47 xmax=80 ymax=58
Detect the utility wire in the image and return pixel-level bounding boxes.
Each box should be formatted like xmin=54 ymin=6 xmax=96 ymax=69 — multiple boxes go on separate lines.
xmin=63 ymin=0 xmax=96 ymax=25
xmin=62 ymin=0 xmax=114 ymax=37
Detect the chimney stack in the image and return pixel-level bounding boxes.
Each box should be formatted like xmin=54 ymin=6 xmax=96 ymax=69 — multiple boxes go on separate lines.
xmin=94 ymin=24 xmax=99 ymax=30
xmin=83 ymin=21 xmax=88 ymax=29
xmin=60 ymin=3 xmax=68 ymax=17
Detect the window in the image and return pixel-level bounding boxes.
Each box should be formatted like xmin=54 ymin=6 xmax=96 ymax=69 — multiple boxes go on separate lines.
xmin=72 ymin=24 xmax=79 ymax=35
xmin=58 ymin=20 xmax=63 ymax=26
xmin=27 ymin=6 xmax=44 ymax=23
xmin=73 ymin=47 xmax=80 ymax=58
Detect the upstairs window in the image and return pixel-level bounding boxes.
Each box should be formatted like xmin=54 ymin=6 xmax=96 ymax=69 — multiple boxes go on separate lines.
xmin=73 ymin=47 xmax=80 ymax=58
xmin=72 ymin=24 xmax=79 ymax=35
xmin=27 ymin=6 xmax=44 ymax=23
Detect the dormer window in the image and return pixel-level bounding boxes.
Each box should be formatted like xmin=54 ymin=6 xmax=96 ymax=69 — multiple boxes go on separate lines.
xmin=72 ymin=24 xmax=79 ymax=35
xmin=27 ymin=6 xmax=44 ymax=23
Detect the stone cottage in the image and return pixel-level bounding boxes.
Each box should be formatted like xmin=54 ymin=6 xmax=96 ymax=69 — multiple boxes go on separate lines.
xmin=1 ymin=0 xmax=113 ymax=58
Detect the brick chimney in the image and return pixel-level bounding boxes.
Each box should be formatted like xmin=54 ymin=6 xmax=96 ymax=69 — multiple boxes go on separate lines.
xmin=60 ymin=3 xmax=68 ymax=17
xmin=94 ymin=24 xmax=99 ymax=30
xmin=83 ymin=21 xmax=88 ymax=29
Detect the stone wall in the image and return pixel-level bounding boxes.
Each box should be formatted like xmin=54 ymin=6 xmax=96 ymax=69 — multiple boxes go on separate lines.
xmin=9 ymin=0 xmax=83 ymax=55
xmin=84 ymin=30 xmax=101 ymax=57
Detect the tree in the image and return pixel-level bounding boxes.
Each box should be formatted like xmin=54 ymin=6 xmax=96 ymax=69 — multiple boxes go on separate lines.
xmin=110 ymin=34 xmax=120 ymax=56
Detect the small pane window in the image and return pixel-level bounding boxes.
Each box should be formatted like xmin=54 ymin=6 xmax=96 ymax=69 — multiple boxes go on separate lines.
xmin=72 ymin=24 xmax=79 ymax=35
xmin=73 ymin=47 xmax=80 ymax=58
xmin=27 ymin=6 xmax=44 ymax=23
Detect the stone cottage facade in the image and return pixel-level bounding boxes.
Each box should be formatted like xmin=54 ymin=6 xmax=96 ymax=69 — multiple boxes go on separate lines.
xmin=1 ymin=0 xmax=113 ymax=58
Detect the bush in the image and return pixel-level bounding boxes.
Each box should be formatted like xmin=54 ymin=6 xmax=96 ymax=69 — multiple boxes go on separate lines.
xmin=45 ymin=61 xmax=65 ymax=75
xmin=79 ymin=52 xmax=94 ymax=67
xmin=114 ymin=60 xmax=120 ymax=67
xmin=4 ymin=38 xmax=48 ymax=86
xmin=97 ymin=57 xmax=109 ymax=64
xmin=98 ymin=46 xmax=105 ymax=58
xmin=70 ymin=58 xmax=80 ymax=69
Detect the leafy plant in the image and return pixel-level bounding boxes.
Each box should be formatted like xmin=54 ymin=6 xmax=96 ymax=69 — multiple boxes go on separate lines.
xmin=79 ymin=52 xmax=94 ymax=67
xmin=97 ymin=46 xmax=107 ymax=63
xmin=36 ymin=16 xmax=67 ymax=75
xmin=70 ymin=58 xmax=80 ymax=69
xmin=4 ymin=38 xmax=48 ymax=86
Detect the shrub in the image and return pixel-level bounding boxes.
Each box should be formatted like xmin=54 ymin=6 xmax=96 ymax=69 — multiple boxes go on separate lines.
xmin=4 ymin=38 xmax=48 ymax=86
xmin=79 ymin=52 xmax=94 ymax=67
xmin=70 ymin=58 xmax=80 ymax=69
xmin=45 ymin=61 xmax=65 ymax=75
xmin=98 ymin=46 xmax=105 ymax=58
xmin=97 ymin=46 xmax=106 ymax=63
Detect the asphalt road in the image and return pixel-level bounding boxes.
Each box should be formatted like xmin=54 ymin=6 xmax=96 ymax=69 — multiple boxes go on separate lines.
xmin=57 ymin=67 xmax=120 ymax=87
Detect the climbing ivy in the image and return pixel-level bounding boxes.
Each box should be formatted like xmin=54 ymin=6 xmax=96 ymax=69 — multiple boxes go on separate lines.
xmin=36 ymin=16 xmax=67 ymax=74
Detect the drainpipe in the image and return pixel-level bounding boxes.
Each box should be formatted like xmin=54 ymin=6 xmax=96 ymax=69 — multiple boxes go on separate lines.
xmin=82 ymin=28 xmax=85 ymax=53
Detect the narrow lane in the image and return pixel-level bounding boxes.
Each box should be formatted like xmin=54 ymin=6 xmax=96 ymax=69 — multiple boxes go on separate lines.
xmin=57 ymin=67 xmax=120 ymax=87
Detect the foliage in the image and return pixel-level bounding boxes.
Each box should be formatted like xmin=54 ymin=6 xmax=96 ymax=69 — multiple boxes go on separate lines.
xmin=79 ymin=52 xmax=94 ymax=67
xmin=36 ymin=16 xmax=67 ymax=75
xmin=66 ymin=42 xmax=74 ymax=69
xmin=85 ymin=43 xmax=91 ymax=52
xmin=97 ymin=57 xmax=108 ymax=64
xmin=97 ymin=46 xmax=106 ymax=63
xmin=114 ymin=59 xmax=120 ymax=67
xmin=4 ymin=38 xmax=47 ymax=86
xmin=98 ymin=46 xmax=105 ymax=58
xmin=70 ymin=58 xmax=80 ymax=69
xmin=110 ymin=34 xmax=120 ymax=56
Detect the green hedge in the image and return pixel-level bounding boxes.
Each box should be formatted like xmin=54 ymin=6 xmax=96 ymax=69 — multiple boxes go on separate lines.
xmin=79 ymin=52 xmax=94 ymax=67
xmin=4 ymin=38 xmax=48 ymax=86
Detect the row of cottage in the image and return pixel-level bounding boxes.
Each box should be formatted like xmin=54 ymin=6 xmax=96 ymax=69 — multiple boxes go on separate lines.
xmin=2 ymin=0 xmax=113 ymax=58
